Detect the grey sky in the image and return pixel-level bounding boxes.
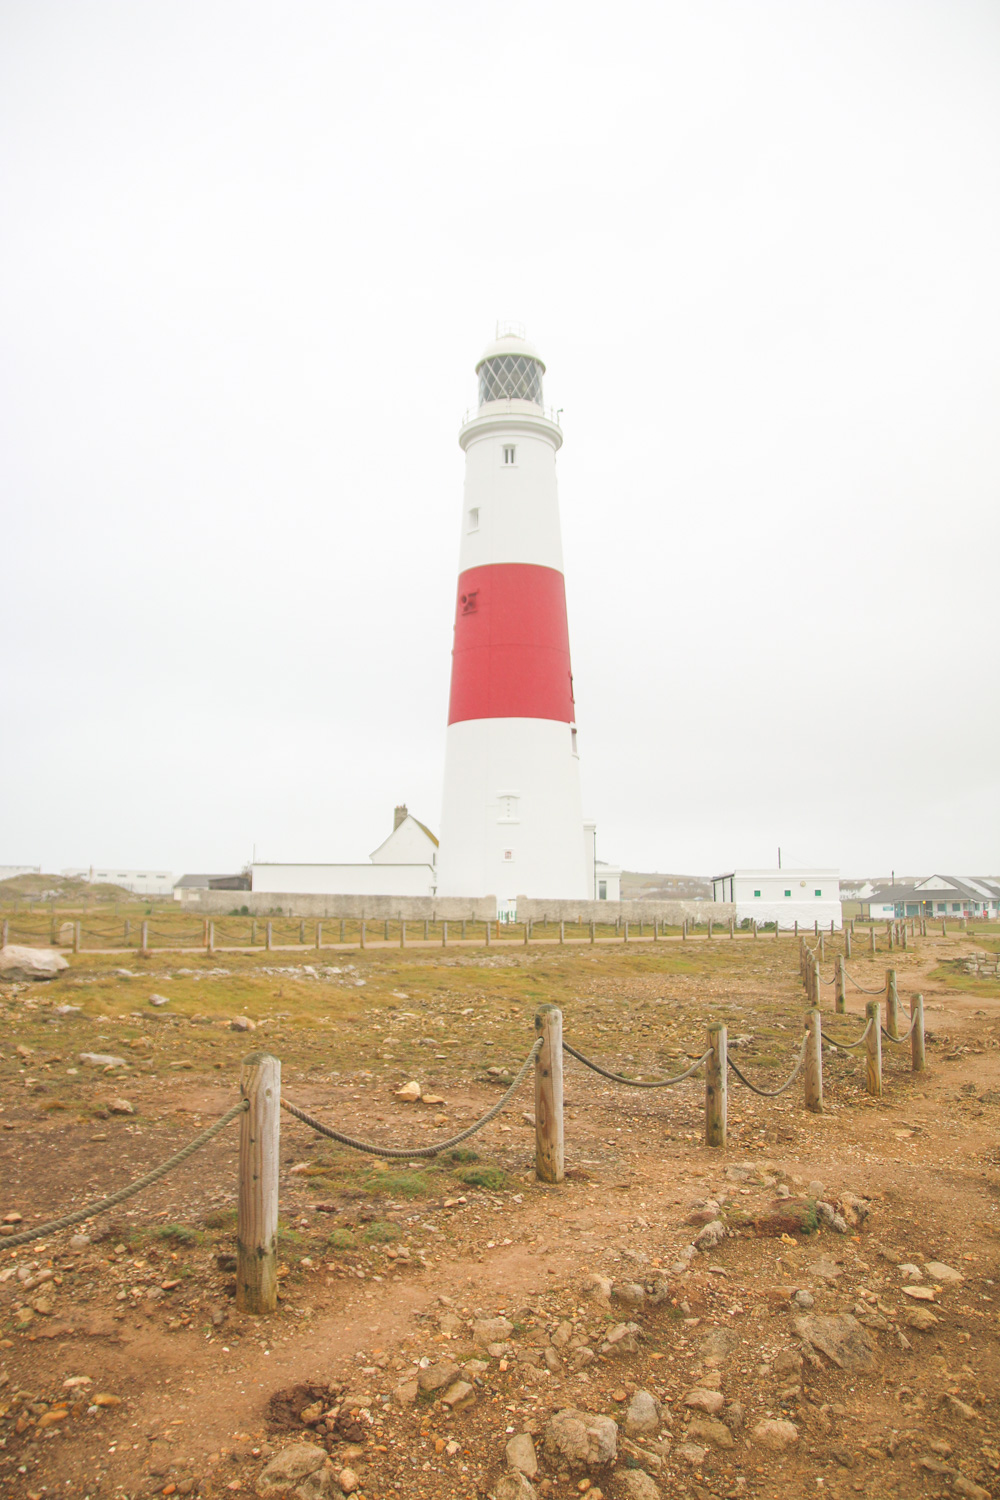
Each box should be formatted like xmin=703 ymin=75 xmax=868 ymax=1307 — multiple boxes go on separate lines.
xmin=2 ymin=0 xmax=998 ymax=879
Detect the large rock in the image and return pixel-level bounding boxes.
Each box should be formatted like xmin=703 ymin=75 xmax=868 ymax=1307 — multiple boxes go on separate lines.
xmin=544 ymin=1408 xmax=618 ymax=1467
xmin=417 ymin=1359 xmax=461 ymax=1394
xmin=619 ymin=1472 xmax=662 ymax=1500
xmin=625 ymin=1390 xmax=662 ymax=1436
xmin=257 ymin=1444 xmax=328 ymax=1497
xmin=494 ymin=1475 xmax=537 ymax=1500
xmin=505 ymin=1433 xmax=538 ymax=1478
xmin=793 ymin=1314 xmax=875 ymax=1372
xmin=0 ymin=945 xmax=69 ymax=981
xmin=687 ymin=1417 xmax=733 ymax=1449
xmin=751 ymin=1419 xmax=799 ymax=1452
xmin=472 ymin=1317 xmax=513 ymax=1347
xmin=78 ymin=1052 xmax=126 ymax=1068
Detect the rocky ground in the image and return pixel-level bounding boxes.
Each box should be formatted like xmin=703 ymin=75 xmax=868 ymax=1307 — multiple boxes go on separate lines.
xmin=1 ymin=928 xmax=999 ymax=1500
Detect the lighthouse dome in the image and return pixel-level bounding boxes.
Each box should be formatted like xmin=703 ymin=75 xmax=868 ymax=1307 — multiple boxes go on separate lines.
xmin=475 ymin=326 xmax=545 ymax=408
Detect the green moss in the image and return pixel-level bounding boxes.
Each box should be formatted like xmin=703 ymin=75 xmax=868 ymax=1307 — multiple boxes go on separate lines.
xmin=455 ymin=1164 xmax=507 ymax=1191
xmin=363 ymin=1169 xmax=433 ymax=1198
xmin=327 ymin=1227 xmax=357 ymax=1251
xmin=149 ymin=1223 xmax=203 ymax=1246
xmin=362 ymin=1220 xmax=402 ymax=1244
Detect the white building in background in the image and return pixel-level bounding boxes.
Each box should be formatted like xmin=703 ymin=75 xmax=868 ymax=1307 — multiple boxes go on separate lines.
xmin=436 ymin=327 xmax=592 ymax=909
xmin=250 ymin=806 xmax=437 ymax=898
xmin=61 ymin=866 xmax=175 ymax=896
xmin=712 ymin=869 xmax=841 ymax=929
xmin=0 ymin=865 xmax=41 ymax=881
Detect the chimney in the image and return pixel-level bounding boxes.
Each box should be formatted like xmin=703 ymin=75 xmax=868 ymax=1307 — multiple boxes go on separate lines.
xmin=394 ymin=803 xmax=408 ymax=830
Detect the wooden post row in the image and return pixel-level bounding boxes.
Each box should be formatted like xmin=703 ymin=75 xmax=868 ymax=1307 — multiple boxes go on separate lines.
xmin=835 ymin=954 xmax=846 ymax=1014
xmin=265 ymin=921 xmax=273 ymax=951
xmin=865 ymin=1001 xmax=882 ymax=1098
xmin=140 ymin=920 xmax=148 ymax=951
xmin=705 ymin=1024 xmax=727 ymax=1148
xmin=804 ymin=1008 xmax=823 ymax=1113
xmin=237 ymin=1051 xmax=280 ymax=1315
xmin=534 ymin=1007 xmax=564 ymax=1183
xmin=911 ymin=993 xmax=925 ymax=1072
xmin=886 ymin=969 xmax=899 ymax=1040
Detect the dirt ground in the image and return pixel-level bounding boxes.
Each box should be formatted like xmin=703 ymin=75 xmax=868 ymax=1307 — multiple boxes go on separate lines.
xmin=1 ymin=927 xmax=999 ymax=1500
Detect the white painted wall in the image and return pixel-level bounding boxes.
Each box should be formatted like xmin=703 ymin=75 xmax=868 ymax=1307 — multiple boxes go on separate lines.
xmin=437 ymin=717 xmax=588 ymax=901
xmin=712 ymin=868 xmax=841 ymax=929
xmin=595 ymin=861 xmax=622 ymax=901
xmin=0 ymin=865 xmax=41 ymax=881
xmin=458 ymin=404 xmax=565 ymax=571
xmin=370 ymin=816 xmax=438 ymax=867
xmin=251 ymin=863 xmax=435 ymax=896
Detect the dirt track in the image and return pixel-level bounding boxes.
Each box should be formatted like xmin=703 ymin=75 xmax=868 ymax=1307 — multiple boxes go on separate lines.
xmin=1 ymin=929 xmax=999 ymax=1500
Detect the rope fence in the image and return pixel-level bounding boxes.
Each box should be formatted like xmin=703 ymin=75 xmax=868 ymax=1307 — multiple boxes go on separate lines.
xmin=0 ymin=1100 xmax=248 ymax=1250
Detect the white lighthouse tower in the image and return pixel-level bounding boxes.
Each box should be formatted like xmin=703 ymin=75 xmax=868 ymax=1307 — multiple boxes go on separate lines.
xmin=436 ymin=327 xmax=589 ymax=907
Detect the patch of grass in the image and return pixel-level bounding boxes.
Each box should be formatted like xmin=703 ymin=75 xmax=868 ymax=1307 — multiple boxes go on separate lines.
xmin=149 ymin=1223 xmax=203 ymax=1246
xmin=454 ymin=1164 xmax=507 ymax=1191
xmin=202 ymin=1206 xmax=238 ymax=1231
xmin=327 ymin=1227 xmax=357 ymax=1251
xmin=363 ymin=1169 xmax=434 ymax=1198
xmin=445 ymin=1148 xmax=479 ymax=1164
xmin=362 ymin=1220 xmax=403 ymax=1244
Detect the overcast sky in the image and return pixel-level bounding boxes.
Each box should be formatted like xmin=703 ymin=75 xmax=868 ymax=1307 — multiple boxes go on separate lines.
xmin=2 ymin=0 xmax=998 ymax=880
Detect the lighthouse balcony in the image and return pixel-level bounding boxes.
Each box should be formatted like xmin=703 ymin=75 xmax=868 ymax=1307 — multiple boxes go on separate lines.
xmin=459 ymin=399 xmax=564 ymax=452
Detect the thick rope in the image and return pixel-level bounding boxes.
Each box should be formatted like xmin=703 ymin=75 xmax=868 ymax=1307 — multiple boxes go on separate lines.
xmin=825 ymin=1016 xmax=875 ymax=1052
xmin=562 ymin=1041 xmax=712 ymax=1088
xmin=845 ymin=973 xmax=887 ymax=995
xmin=280 ymin=1039 xmax=542 ymax=1159
xmin=881 ymin=1021 xmax=915 ymax=1042
xmin=0 ymin=1100 xmax=248 ymax=1251
xmin=726 ymin=1034 xmax=808 ymax=1096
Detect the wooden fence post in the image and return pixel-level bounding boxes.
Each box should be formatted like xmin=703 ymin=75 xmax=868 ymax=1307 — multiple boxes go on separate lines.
xmin=589 ymin=920 xmax=595 ymax=945
xmin=814 ymin=919 xmax=819 ymax=938
xmin=812 ymin=960 xmax=821 ymax=1007
xmin=74 ymin=921 xmax=81 ymax=953
xmin=774 ymin=919 xmax=779 ymax=939
xmin=559 ymin=921 xmax=564 ymax=945
xmin=911 ymin=993 xmax=925 ymax=1073
xmin=523 ymin=922 xmax=529 ymax=946
xmin=844 ymin=926 xmax=852 ymax=959
xmin=461 ymin=918 xmax=467 ymax=941
xmin=485 ymin=920 xmax=491 ymax=946
xmin=819 ymin=933 xmax=825 ymax=961
xmin=653 ymin=919 xmax=658 ymax=942
xmin=707 ymin=918 xmax=713 ymax=940
xmin=124 ymin=918 xmax=130 ymax=944
xmin=705 ymin=1024 xmax=727 ymax=1148
xmin=624 ymin=921 xmax=629 ymax=944
xmin=941 ymin=918 xmax=946 ymax=936
xmin=830 ymin=919 xmax=835 ymax=936
xmin=359 ymin=920 xmax=366 ymax=950
xmin=251 ymin=919 xmax=257 ymax=945
xmin=265 ymin=921 xmax=273 ymax=951
xmin=805 ymin=1008 xmax=823 ymax=1113
xmin=865 ymin=1001 xmax=882 ymax=1098
xmin=203 ymin=919 xmax=209 ymax=947
xmin=140 ymin=920 xmax=148 ymax=952
xmin=534 ymin=1007 xmax=564 ymax=1184
xmin=315 ymin=921 xmax=322 ymax=950
xmin=383 ymin=920 xmax=389 ymax=942
xmin=237 ymin=1051 xmax=280 ymax=1315
xmin=207 ymin=921 xmax=215 ymax=955
xmin=682 ymin=919 xmax=688 ymax=941
xmin=729 ymin=918 xmax=734 ymax=938
xmin=901 ymin=923 xmax=908 ymax=950
xmin=870 ymin=926 xmax=876 ymax=955
xmin=886 ymin=970 xmax=899 ymax=1039
xmin=423 ymin=920 xmax=429 ymax=941
xmin=400 ymin=921 xmax=406 ymax=948
xmin=794 ymin=919 xmax=798 ymax=937
xmin=442 ymin=921 xmax=448 ymax=947
xmin=836 ymin=954 xmax=846 ymax=1014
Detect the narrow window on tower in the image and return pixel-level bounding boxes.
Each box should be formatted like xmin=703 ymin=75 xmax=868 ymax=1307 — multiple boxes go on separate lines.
xmin=467 ymin=507 xmax=479 ymax=532
xmin=571 ymin=726 xmax=578 ymax=756
xmin=503 ymin=445 xmax=516 ymax=465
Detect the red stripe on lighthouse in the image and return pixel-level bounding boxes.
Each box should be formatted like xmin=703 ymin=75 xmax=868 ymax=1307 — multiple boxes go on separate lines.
xmin=448 ymin=563 xmax=575 ymax=725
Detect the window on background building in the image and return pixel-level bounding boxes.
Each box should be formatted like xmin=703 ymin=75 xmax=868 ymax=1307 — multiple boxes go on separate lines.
xmin=503 ymin=849 xmax=514 ymax=862
xmin=599 ymin=881 xmax=607 ymax=899
xmin=754 ymin=890 xmax=761 ymax=898
xmin=784 ymin=889 xmax=791 ymax=898
xmin=952 ymin=903 xmax=961 ymax=912
xmin=503 ymin=445 xmax=516 ymax=464
xmin=815 ymin=889 xmax=822 ymax=897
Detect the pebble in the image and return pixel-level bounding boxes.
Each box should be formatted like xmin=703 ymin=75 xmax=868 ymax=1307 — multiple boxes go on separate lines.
xmin=395 ymin=1080 xmax=421 ymax=1101
xmin=624 ymin=1390 xmax=661 ymax=1436
xmin=683 ymin=1389 xmax=724 ymax=1415
xmin=107 ymin=1099 xmax=135 ymax=1115
xmin=337 ymin=1469 xmax=358 ymax=1495
xmin=230 ymin=1017 xmax=256 ymax=1032
xmin=149 ymin=994 xmax=171 ymax=1007
xmin=686 ymin=1417 xmax=733 ymax=1449
xmin=924 ymin=1260 xmax=962 ymax=1283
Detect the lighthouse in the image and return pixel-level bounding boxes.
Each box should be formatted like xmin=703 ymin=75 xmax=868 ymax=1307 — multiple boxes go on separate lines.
xmin=436 ymin=327 xmax=589 ymax=907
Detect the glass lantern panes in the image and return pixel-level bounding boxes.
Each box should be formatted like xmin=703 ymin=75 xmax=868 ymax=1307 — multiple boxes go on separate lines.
xmin=478 ymin=354 xmax=544 ymax=406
